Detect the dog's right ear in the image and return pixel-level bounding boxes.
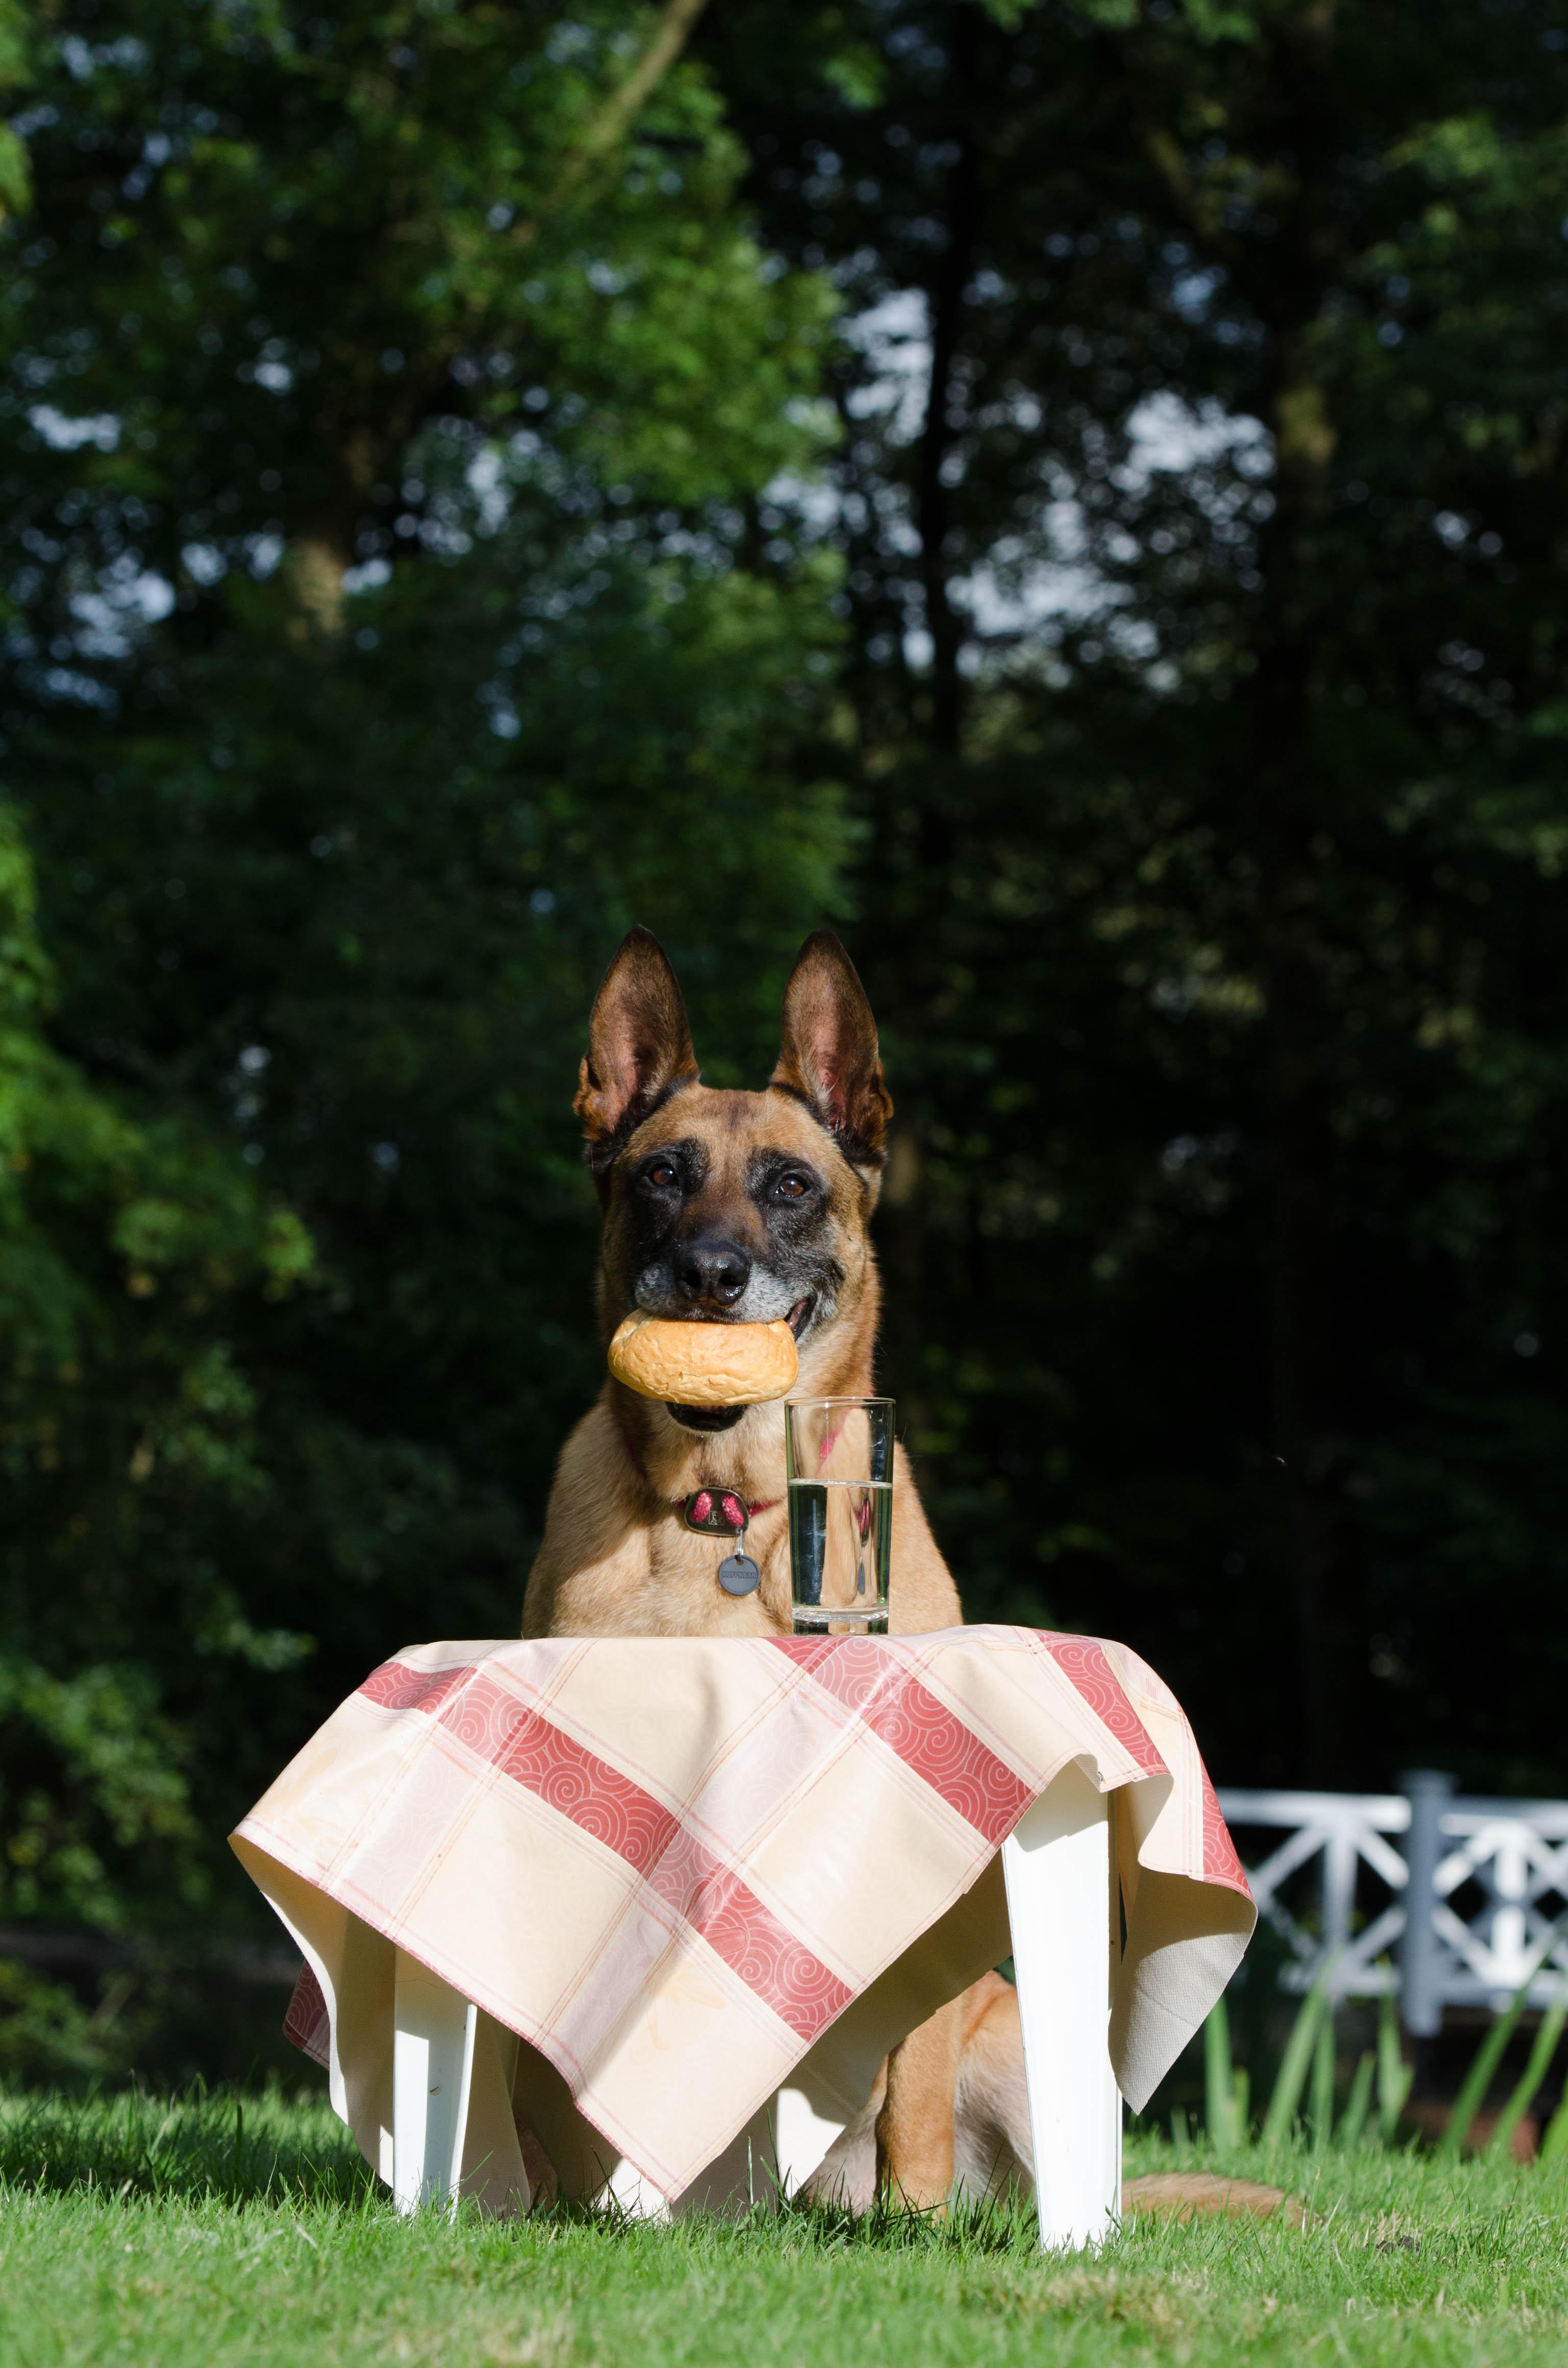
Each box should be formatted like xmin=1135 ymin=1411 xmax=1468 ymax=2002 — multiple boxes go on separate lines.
xmin=575 ymin=927 xmax=700 ymax=1174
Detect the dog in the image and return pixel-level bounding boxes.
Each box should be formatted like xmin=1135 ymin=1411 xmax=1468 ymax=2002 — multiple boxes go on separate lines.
xmin=522 ymin=925 xmax=1013 ymax=2209
xmin=521 ymin=928 xmax=1290 ymax=2229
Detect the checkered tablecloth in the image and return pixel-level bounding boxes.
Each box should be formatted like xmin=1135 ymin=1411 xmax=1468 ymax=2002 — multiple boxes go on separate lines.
xmin=233 ymin=1627 xmax=1253 ymax=2206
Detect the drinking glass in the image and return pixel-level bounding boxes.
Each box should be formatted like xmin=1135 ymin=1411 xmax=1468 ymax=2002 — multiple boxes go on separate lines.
xmin=784 ymin=1397 xmax=894 ymax=1636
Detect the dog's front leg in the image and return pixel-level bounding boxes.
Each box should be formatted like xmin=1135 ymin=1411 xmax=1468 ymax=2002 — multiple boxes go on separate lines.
xmin=874 ymin=1994 xmax=964 ymax=2212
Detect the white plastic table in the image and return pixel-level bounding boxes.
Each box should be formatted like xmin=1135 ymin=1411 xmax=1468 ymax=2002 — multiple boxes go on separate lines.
xmin=391 ymin=1760 xmax=1122 ymax=2249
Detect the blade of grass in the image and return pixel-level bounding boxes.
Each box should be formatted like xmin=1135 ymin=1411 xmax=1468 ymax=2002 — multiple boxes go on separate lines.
xmin=1205 ymin=1994 xmax=1238 ymax=2147
xmin=1377 ymin=1981 xmax=1412 ymax=2144
xmin=1487 ymin=1996 xmax=1566 ymax=2162
xmin=1309 ymin=2008 xmax=1336 ymax=2149
xmin=1262 ymin=1971 xmax=1333 ymax=2151
xmin=1337 ymin=2051 xmax=1376 ymax=2151
xmin=1439 ymin=1974 xmax=1537 ymax=2162
xmin=1539 ymin=2083 xmax=1568 ymax=2167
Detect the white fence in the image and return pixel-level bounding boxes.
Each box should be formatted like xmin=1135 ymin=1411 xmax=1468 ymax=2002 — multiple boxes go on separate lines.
xmin=1216 ymin=1773 xmax=1568 ymax=2034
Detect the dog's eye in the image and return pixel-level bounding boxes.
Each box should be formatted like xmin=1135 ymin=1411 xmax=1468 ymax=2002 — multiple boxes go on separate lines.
xmin=775 ymin=1172 xmax=811 ymax=1200
xmin=643 ymin=1162 xmax=678 ymax=1191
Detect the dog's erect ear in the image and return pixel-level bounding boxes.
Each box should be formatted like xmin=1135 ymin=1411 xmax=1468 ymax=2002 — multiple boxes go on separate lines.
xmin=575 ymin=928 xmax=699 ymax=1171
xmin=771 ymin=931 xmax=893 ymax=1171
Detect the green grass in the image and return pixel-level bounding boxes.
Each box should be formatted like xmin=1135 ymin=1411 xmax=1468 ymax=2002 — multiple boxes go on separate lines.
xmin=3 ymin=2088 xmax=1568 ymax=2366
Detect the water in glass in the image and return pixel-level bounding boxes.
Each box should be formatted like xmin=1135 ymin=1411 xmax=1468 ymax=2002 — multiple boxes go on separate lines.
xmin=784 ymin=1397 xmax=894 ymax=1636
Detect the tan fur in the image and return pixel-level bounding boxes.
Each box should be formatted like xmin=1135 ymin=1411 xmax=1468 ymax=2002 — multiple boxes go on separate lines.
xmin=524 ymin=932 xmax=970 ymax=2210
xmin=805 ymin=1979 xmax=1303 ymax=2228
xmin=875 ymin=1990 xmax=965 ymax=2205
xmin=803 ymin=1971 xmax=1030 ymax=2210
xmin=1121 ymin=2172 xmax=1306 ymax=2227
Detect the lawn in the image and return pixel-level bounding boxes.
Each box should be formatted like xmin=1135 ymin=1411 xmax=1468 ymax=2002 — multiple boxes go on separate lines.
xmin=3 ymin=2087 xmax=1566 ymax=2367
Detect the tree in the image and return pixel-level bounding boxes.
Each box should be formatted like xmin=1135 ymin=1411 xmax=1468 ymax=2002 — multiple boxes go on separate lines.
xmin=706 ymin=0 xmax=1568 ymax=1785
xmin=1 ymin=0 xmax=846 ymax=2069
xmin=0 ymin=799 xmax=313 ymax=2067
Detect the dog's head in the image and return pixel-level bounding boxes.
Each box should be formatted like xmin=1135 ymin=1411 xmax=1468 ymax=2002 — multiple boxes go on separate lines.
xmin=576 ymin=927 xmax=892 ymax=1434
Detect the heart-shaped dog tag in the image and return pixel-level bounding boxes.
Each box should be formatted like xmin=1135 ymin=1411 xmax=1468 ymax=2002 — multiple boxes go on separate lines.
xmin=718 ymin=1552 xmax=761 ymax=1597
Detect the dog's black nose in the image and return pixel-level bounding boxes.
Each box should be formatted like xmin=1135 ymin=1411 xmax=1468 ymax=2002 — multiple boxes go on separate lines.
xmin=673 ymin=1238 xmax=751 ymax=1308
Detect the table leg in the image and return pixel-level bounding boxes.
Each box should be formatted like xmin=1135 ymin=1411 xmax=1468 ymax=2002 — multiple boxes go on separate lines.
xmin=392 ymin=1949 xmax=478 ymax=2215
xmin=602 ymin=2071 xmax=851 ymax=2221
xmin=773 ymin=2079 xmax=849 ymax=2198
xmin=674 ymin=2078 xmax=851 ymax=2217
xmin=603 ymin=2155 xmax=672 ymax=2221
xmin=1002 ymin=1763 xmax=1122 ymax=2250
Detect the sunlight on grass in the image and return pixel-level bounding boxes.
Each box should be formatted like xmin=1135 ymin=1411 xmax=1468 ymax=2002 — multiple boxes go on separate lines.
xmin=4 ymin=2089 xmax=1568 ymax=2365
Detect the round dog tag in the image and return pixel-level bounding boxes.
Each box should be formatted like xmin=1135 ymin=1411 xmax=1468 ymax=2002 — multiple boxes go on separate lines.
xmin=717 ymin=1552 xmax=761 ymax=1597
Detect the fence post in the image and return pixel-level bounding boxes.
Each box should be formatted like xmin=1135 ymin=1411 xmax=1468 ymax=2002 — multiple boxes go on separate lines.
xmin=1400 ymin=1769 xmax=1456 ymax=2038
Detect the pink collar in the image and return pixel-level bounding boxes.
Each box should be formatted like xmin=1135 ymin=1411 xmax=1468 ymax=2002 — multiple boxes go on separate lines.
xmin=677 ymin=1411 xmax=848 ymax=1525
xmin=679 ymin=1489 xmax=780 ymax=1523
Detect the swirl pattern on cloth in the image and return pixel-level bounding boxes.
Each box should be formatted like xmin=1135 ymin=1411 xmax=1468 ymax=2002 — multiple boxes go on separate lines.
xmin=357 ymin=1656 xmax=853 ymax=2040
xmin=1199 ymin=1763 xmax=1249 ymax=1895
xmin=772 ymin=1634 xmax=1038 ymax=1841
xmin=1034 ymin=1636 xmax=1169 ymax=1779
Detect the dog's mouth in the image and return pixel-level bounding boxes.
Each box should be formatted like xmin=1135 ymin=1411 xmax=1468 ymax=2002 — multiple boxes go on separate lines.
xmin=786 ymin=1295 xmax=814 ymax=1339
xmin=665 ymin=1402 xmax=746 ymax=1433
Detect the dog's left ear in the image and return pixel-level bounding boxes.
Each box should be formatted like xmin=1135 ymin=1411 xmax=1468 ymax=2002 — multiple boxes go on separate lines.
xmin=771 ymin=931 xmax=893 ymax=1173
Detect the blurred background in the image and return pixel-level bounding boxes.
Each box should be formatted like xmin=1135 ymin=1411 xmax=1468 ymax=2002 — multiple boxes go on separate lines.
xmin=3 ymin=0 xmax=1568 ymax=2085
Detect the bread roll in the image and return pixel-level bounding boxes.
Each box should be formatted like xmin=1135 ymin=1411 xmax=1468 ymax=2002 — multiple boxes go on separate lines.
xmin=607 ymin=1311 xmax=798 ymax=1407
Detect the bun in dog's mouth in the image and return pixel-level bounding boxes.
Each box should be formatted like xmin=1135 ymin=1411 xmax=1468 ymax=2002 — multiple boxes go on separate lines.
xmin=665 ymin=1301 xmax=815 ymax=1431
xmin=655 ymin=1297 xmax=816 ymax=1430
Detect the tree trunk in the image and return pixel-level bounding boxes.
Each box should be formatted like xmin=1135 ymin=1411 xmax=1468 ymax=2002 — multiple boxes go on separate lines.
xmin=915 ymin=6 xmax=983 ymax=758
xmin=1245 ymin=6 xmax=1343 ymax=1779
xmin=285 ymin=534 xmax=350 ymax=636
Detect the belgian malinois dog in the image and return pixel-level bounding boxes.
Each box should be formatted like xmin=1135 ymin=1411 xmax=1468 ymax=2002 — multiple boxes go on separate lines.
xmin=521 ymin=929 xmax=1282 ymax=2228
xmin=522 ymin=925 xmax=1025 ymax=2209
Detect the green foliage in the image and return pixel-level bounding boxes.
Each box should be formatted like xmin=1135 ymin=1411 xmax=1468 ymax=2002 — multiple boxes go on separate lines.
xmin=1202 ymin=1991 xmax=1242 ymax=2149
xmin=1337 ymin=2050 xmax=1377 ymax=2152
xmin=7 ymin=1 xmax=833 ymax=558
xmin=0 ymin=0 xmax=850 ymax=2066
xmin=0 ymin=0 xmax=31 ymax=222
xmin=1487 ymin=1997 xmax=1566 ymax=2164
xmin=0 ymin=805 xmax=309 ymax=1996
xmin=1205 ymin=1972 xmax=1568 ymax=2167
xmin=1259 ymin=1975 xmax=1335 ymax=2151
xmin=1378 ymin=1988 xmax=1414 ymax=2144
xmin=1439 ymin=1975 xmax=1539 ymax=2163
xmin=1539 ymin=2069 xmax=1568 ymax=2167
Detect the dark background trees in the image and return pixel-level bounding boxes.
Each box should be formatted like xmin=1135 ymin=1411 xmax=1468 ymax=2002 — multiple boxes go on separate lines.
xmin=4 ymin=0 xmax=1568 ymax=2074
xmin=707 ymin=0 xmax=1568 ymax=1788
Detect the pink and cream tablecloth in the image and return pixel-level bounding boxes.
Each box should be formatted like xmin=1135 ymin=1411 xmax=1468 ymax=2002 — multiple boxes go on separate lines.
xmin=233 ymin=1627 xmax=1254 ymax=2208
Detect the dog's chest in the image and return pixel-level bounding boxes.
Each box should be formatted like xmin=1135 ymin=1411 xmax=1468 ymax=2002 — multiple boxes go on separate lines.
xmin=641 ymin=1514 xmax=792 ymax=1637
